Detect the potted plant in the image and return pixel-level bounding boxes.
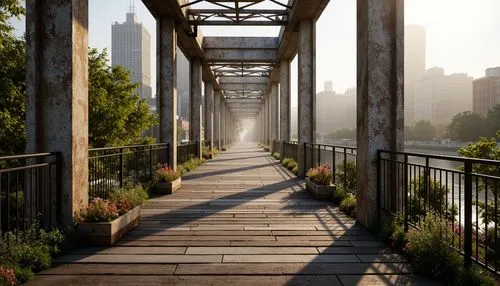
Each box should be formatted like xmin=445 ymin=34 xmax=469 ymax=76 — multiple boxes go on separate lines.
xmin=305 ymin=165 xmax=336 ymax=200
xmin=77 ymin=186 xmax=147 ymax=245
xmin=154 ymin=164 xmax=181 ymax=194
xmin=202 ymin=146 xmax=214 ymax=159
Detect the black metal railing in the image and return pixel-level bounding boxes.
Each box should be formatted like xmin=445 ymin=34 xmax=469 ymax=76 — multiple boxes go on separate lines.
xmin=378 ymin=150 xmax=500 ymax=274
xmin=204 ymin=140 xmax=211 ymax=148
xmin=177 ymin=141 xmax=198 ymax=165
xmin=282 ymin=141 xmax=298 ymax=162
xmin=0 ymin=153 xmax=61 ymax=233
xmin=88 ymin=143 xmax=169 ymax=199
xmin=304 ymin=143 xmax=357 ymax=193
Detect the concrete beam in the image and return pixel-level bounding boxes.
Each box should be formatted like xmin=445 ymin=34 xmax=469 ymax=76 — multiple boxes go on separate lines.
xmin=26 ymin=0 xmax=89 ymax=227
xmin=219 ymin=83 xmax=267 ymax=91
xmin=204 ymin=49 xmax=277 ymax=63
xmin=203 ymin=37 xmax=279 ymax=49
xmin=356 ymin=0 xmax=404 ymax=227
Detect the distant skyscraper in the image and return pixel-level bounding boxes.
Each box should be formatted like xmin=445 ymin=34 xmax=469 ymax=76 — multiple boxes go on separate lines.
xmin=112 ymin=8 xmax=152 ymax=103
xmin=316 ymin=83 xmax=356 ymax=134
xmin=414 ymin=67 xmax=473 ymax=124
xmin=405 ymin=25 xmax=426 ymax=124
xmin=473 ymin=67 xmax=500 ymax=116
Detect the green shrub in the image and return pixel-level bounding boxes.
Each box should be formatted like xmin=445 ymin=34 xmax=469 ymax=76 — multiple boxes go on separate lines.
xmin=78 ymin=198 xmax=119 ymax=222
xmin=335 ymin=160 xmax=356 ymax=194
xmin=458 ymin=267 xmax=496 ymax=286
xmin=10 ymin=265 xmax=34 ymax=284
xmin=306 ymin=165 xmax=332 ymax=186
xmin=272 ymin=152 xmax=280 ymax=160
xmin=176 ymin=165 xmax=186 ymax=176
xmin=9 ymin=244 xmax=51 ymax=273
xmin=339 ymin=196 xmax=356 ymax=218
xmin=406 ymin=212 xmax=462 ymax=282
xmin=281 ymin=158 xmax=291 ymax=166
xmin=292 ymin=166 xmax=298 ymax=175
xmin=110 ymin=185 xmax=148 ymax=209
xmin=332 ymin=186 xmax=348 ymax=204
xmin=263 ymin=146 xmax=270 ymax=152
xmin=154 ymin=164 xmax=181 ymax=182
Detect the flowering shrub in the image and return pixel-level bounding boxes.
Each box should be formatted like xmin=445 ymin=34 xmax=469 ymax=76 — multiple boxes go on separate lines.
xmin=78 ymin=198 xmax=119 ymax=222
xmin=154 ymin=164 xmax=180 ymax=183
xmin=0 ymin=267 xmax=16 ymax=286
xmin=306 ymin=165 xmax=333 ymax=186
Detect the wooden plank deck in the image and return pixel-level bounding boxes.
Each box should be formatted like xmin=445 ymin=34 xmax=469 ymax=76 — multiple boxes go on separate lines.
xmin=31 ymin=143 xmax=434 ymax=285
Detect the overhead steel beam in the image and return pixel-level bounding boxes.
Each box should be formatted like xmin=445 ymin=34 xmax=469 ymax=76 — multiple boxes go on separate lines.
xmin=204 ymin=37 xmax=279 ymax=49
xmin=219 ymin=77 xmax=268 ymax=84
xmin=219 ymin=83 xmax=267 ymax=91
xmin=204 ymin=49 xmax=277 ymax=63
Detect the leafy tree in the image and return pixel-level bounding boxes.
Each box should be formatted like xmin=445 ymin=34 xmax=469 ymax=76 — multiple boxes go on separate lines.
xmin=406 ymin=120 xmax=437 ymax=140
xmin=447 ymin=112 xmax=487 ymax=141
xmin=88 ymin=48 xmax=157 ymax=147
xmin=325 ymin=128 xmax=356 ymax=140
xmin=485 ymin=105 xmax=500 ymax=136
xmin=0 ymin=0 xmax=24 ymax=48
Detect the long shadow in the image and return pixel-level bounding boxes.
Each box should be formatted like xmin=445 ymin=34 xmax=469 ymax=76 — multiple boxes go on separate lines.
xmin=44 ymin=144 xmax=431 ymax=285
xmin=180 ymin=162 xmax=276 ymax=180
xmin=206 ymin=155 xmax=268 ymax=163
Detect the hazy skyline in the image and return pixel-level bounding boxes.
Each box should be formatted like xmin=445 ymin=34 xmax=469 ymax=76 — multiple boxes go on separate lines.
xmin=10 ymin=0 xmax=500 ymax=104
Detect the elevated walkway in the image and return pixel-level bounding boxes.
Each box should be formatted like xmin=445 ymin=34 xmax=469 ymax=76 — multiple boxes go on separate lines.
xmin=32 ymin=143 xmax=429 ymax=285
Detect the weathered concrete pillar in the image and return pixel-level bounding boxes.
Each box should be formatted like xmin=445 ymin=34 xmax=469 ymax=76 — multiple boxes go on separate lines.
xmin=264 ymin=95 xmax=269 ymax=146
xmin=272 ymin=82 xmax=279 ymax=141
xmin=221 ymin=99 xmax=226 ymax=147
xmin=214 ymin=92 xmax=221 ymax=150
xmin=26 ymin=0 xmax=89 ymax=227
xmin=357 ymin=0 xmax=404 ymax=227
xmin=280 ymin=60 xmax=291 ymax=142
xmin=204 ymin=82 xmax=214 ymax=150
xmin=297 ymin=19 xmax=316 ymax=177
xmin=190 ymin=58 xmax=202 ymax=158
xmin=157 ymin=17 xmax=177 ymax=170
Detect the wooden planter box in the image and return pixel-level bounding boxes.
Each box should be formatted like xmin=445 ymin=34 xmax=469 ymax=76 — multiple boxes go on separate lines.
xmin=78 ymin=206 xmax=141 ymax=246
xmin=305 ymin=178 xmax=336 ymax=201
xmin=155 ymin=177 xmax=182 ymax=194
xmin=203 ymin=153 xmax=213 ymax=160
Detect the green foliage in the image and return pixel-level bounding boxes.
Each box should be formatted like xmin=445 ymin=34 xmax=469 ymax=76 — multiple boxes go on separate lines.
xmin=325 ymin=128 xmax=356 ymax=140
xmin=281 ymin=158 xmax=291 ymax=166
xmin=335 ymin=160 xmax=356 ymax=194
xmin=0 ymin=0 xmax=24 ymax=47
xmin=78 ymin=198 xmax=119 ymax=223
xmin=332 ymin=186 xmax=348 ymax=204
xmin=306 ymin=165 xmax=332 ymax=186
xmin=154 ymin=164 xmax=181 ymax=182
xmin=263 ymin=146 xmax=269 ymax=152
xmin=202 ymin=145 xmax=215 ymax=159
xmin=406 ymin=212 xmax=462 ymax=282
xmin=109 ymin=185 xmax=148 ymax=208
xmin=458 ymin=267 xmax=496 ymax=286
xmin=457 ymin=132 xmax=500 ymax=225
xmin=281 ymin=158 xmax=298 ymax=176
xmin=0 ymin=31 xmax=25 ymax=157
xmin=405 ymin=120 xmax=438 ymax=140
xmin=176 ymin=165 xmax=186 ymax=177
xmin=339 ymin=196 xmax=356 ymax=218
xmin=291 ymin=166 xmax=298 ymax=175
xmin=272 ymin=152 xmax=280 ymax=160
xmin=447 ymin=111 xmax=490 ymax=141
xmin=182 ymin=157 xmax=204 ymax=172
xmin=88 ymin=48 xmax=157 ymax=148
xmin=0 ymin=224 xmax=64 ymax=284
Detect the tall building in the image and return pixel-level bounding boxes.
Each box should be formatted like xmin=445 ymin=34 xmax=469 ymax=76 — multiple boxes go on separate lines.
xmin=414 ymin=67 xmax=473 ymax=124
xmin=112 ymin=9 xmax=152 ymax=103
xmin=316 ymin=82 xmax=356 ymax=134
xmin=473 ymin=67 xmax=500 ymax=116
xmin=405 ymin=25 xmax=426 ymax=124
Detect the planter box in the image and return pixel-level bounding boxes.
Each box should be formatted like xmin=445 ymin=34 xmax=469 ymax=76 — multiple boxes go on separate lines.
xmin=203 ymin=153 xmax=214 ymax=160
xmin=155 ymin=177 xmax=182 ymax=194
xmin=305 ymin=178 xmax=336 ymax=201
xmin=78 ymin=206 xmax=141 ymax=246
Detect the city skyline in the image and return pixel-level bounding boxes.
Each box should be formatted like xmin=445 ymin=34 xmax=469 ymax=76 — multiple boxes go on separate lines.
xmin=10 ymin=0 xmax=500 ymax=104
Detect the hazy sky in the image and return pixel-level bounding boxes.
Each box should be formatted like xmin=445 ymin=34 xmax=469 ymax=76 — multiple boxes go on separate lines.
xmin=11 ymin=0 xmax=500 ymax=104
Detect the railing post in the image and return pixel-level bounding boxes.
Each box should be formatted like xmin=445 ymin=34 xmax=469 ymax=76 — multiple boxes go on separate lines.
xmin=404 ymin=154 xmax=409 ymax=232
xmin=303 ymin=142 xmax=307 ymax=177
xmin=55 ymin=152 xmax=62 ymax=226
xmin=119 ymin=147 xmax=124 ymax=188
xmin=149 ymin=145 xmax=153 ymax=181
xmin=377 ymin=150 xmax=381 ymax=224
xmin=318 ymin=144 xmax=321 ymax=166
xmin=464 ymin=160 xmax=473 ymax=270
xmin=332 ymin=147 xmax=336 ymax=185
xmin=344 ymin=148 xmax=347 ymax=190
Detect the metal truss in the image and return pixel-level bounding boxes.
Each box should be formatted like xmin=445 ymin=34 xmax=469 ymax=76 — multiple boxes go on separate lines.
xmin=210 ymin=62 xmax=274 ymax=77
xmin=182 ymin=1 xmax=290 ymax=26
xmin=222 ymin=90 xmax=264 ymax=99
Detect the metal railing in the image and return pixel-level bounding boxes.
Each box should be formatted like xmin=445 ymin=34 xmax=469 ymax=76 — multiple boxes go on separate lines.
xmin=88 ymin=143 xmax=169 ymax=199
xmin=177 ymin=141 xmax=198 ymax=165
xmin=378 ymin=150 xmax=500 ymax=274
xmin=0 ymin=153 xmax=61 ymax=233
xmin=304 ymin=143 xmax=357 ymax=193
xmin=282 ymin=141 xmax=298 ymax=162
xmin=271 ymin=140 xmax=281 ymax=155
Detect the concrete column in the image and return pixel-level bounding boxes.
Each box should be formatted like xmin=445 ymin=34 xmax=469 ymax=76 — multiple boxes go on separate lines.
xmin=204 ymin=82 xmax=214 ymax=150
xmin=26 ymin=0 xmax=89 ymax=227
xmin=297 ymin=19 xmax=316 ymax=177
xmin=157 ymin=17 xmax=177 ymax=170
xmin=214 ymin=92 xmax=221 ymax=150
xmin=357 ymin=0 xmax=404 ymax=227
xmin=272 ymin=82 xmax=279 ymax=141
xmin=264 ymin=95 xmax=269 ymax=146
xmin=190 ymin=58 xmax=202 ymax=158
xmin=280 ymin=60 xmax=291 ymax=142
xmin=221 ymin=99 xmax=226 ymax=147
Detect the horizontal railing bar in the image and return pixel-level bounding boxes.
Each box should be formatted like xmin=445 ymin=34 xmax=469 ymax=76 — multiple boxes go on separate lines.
xmin=380 ymin=150 xmax=500 ymax=166
xmin=0 ymin=162 xmax=53 ymax=173
xmin=0 ymin=152 xmax=57 ymax=161
xmin=89 ymin=143 xmax=169 ymax=152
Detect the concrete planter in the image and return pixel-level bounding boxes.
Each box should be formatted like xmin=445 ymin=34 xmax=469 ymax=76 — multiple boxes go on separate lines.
xmin=305 ymin=178 xmax=336 ymax=201
xmin=155 ymin=177 xmax=182 ymax=194
xmin=78 ymin=206 xmax=141 ymax=246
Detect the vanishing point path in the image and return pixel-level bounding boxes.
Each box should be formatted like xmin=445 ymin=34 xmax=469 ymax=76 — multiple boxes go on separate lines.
xmin=32 ymin=143 xmax=429 ymax=285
